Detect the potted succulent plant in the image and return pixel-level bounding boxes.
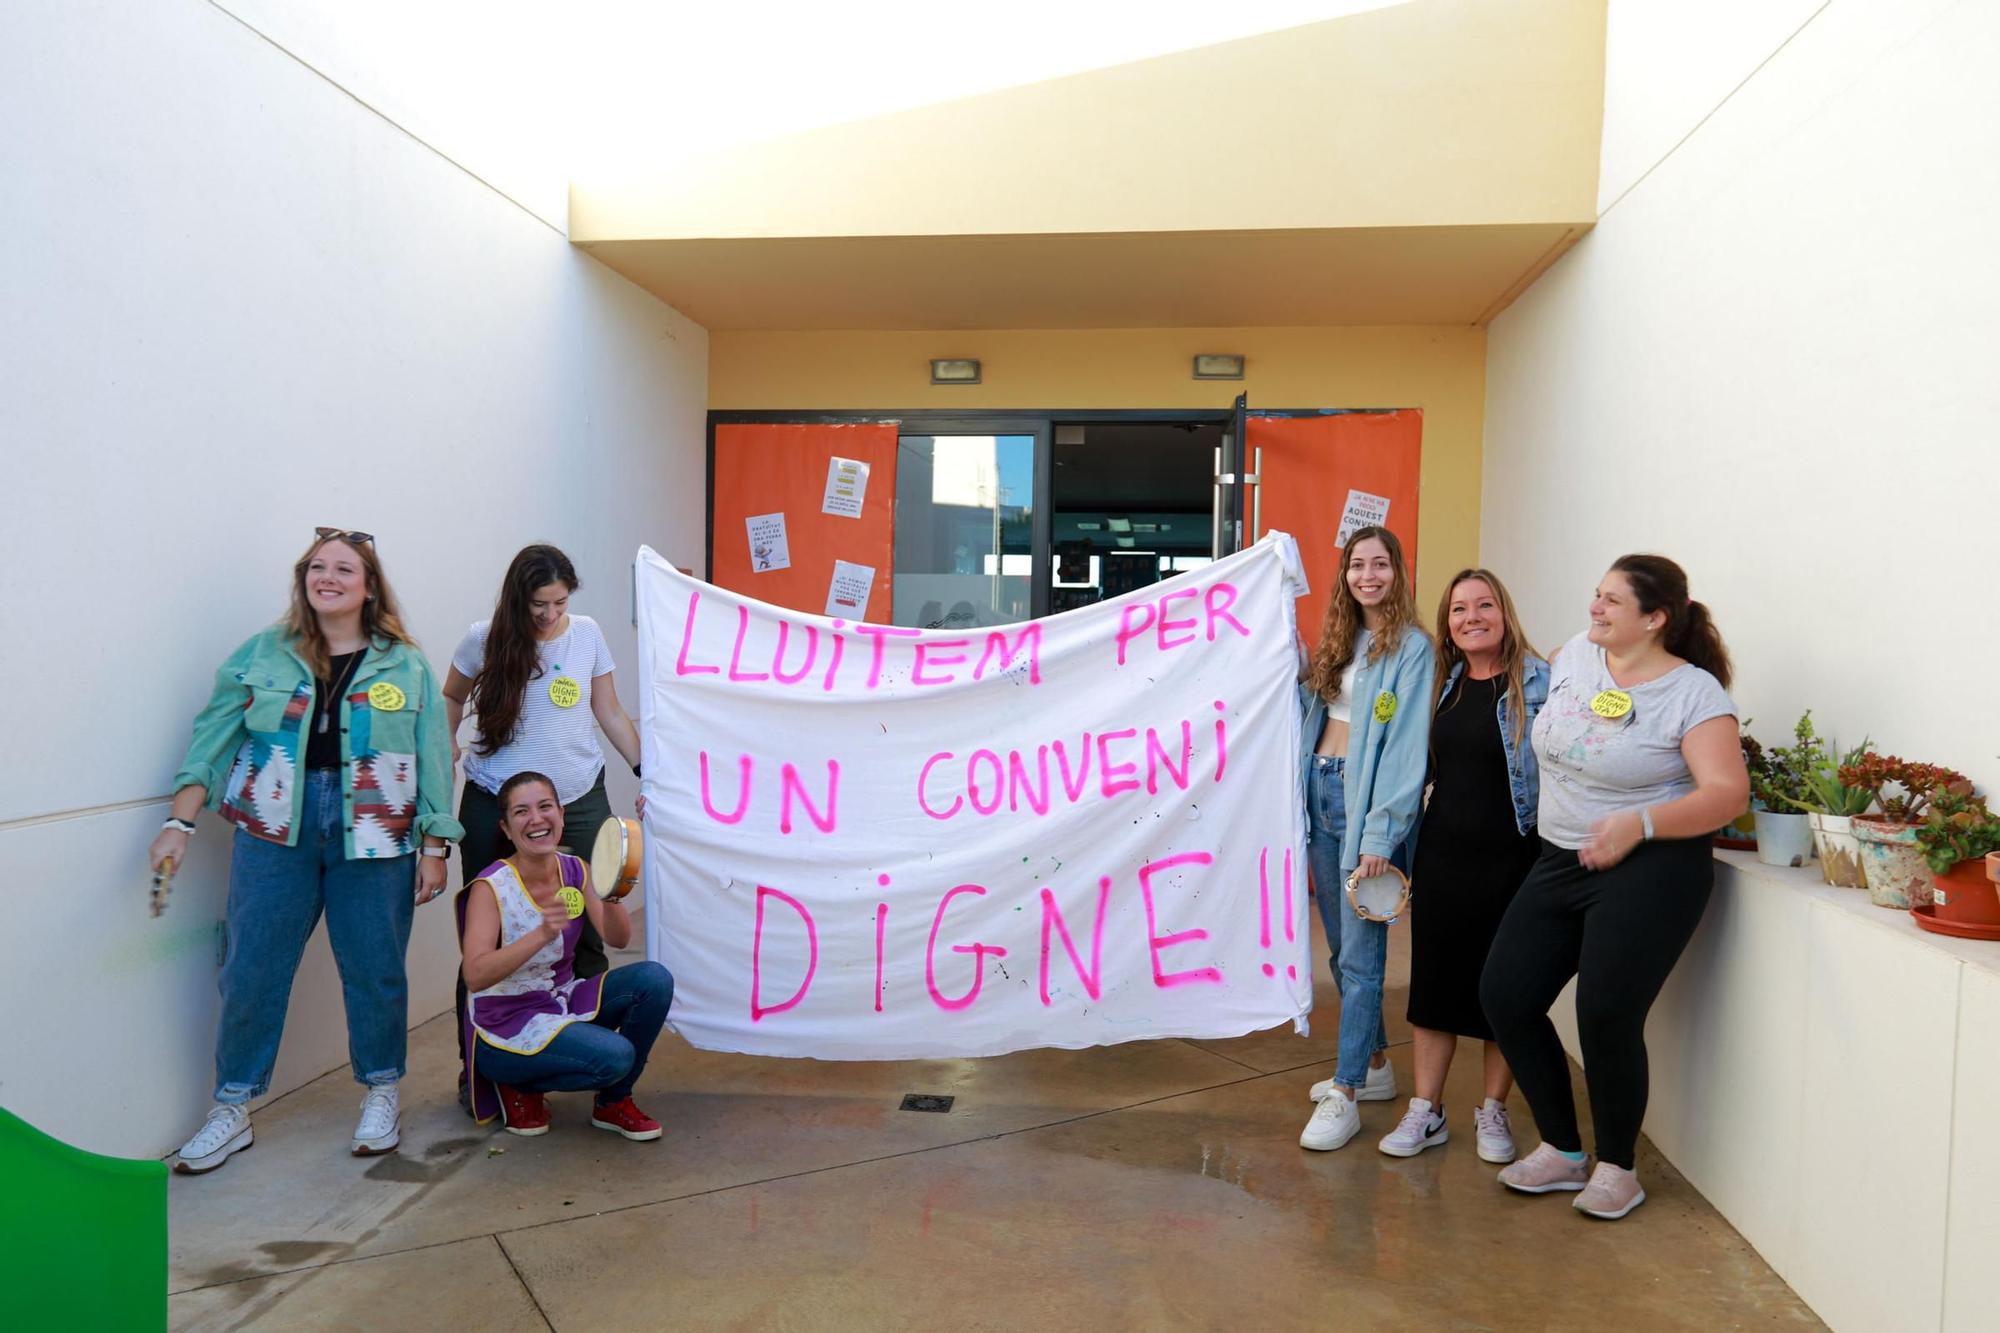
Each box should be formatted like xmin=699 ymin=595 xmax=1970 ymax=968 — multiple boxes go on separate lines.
xmin=1768 ymin=713 xmax=1872 ymax=887
xmin=1747 ymin=720 xmax=1817 ymax=868
xmin=1912 ymin=781 xmax=2000 ymax=939
xmin=1839 ymin=754 xmax=1967 ymax=909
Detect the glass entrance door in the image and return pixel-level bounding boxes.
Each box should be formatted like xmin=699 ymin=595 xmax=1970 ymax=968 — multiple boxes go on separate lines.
xmin=892 ymin=431 xmax=1042 ymax=629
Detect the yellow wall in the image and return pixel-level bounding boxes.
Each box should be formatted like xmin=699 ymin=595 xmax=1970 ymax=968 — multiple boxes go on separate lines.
xmin=709 ymin=325 xmax=1486 ymax=608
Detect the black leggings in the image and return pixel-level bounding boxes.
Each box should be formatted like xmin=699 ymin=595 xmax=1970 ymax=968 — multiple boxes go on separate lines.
xmin=1479 ymin=837 xmax=1712 ymax=1170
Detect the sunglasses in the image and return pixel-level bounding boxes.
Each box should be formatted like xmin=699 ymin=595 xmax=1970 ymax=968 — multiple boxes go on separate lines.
xmin=315 ymin=527 xmax=375 ymax=546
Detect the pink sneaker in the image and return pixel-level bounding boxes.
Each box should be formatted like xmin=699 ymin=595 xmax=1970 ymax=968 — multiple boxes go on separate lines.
xmin=1574 ymin=1162 xmax=1646 ymax=1219
xmin=1497 ymin=1142 xmax=1589 ymax=1194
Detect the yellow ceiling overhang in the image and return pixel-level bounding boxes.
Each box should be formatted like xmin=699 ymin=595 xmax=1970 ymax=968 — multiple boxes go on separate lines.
xmin=571 ymin=0 xmax=1605 ymax=329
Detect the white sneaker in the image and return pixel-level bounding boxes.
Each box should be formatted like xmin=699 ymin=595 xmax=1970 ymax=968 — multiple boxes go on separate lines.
xmin=1308 ymin=1059 xmax=1396 ymax=1104
xmin=1299 ymin=1092 xmax=1362 ymax=1151
xmin=351 ymin=1083 xmax=400 ymax=1156
xmin=1377 ymin=1098 xmax=1448 ymax=1157
xmin=1473 ymin=1098 xmax=1517 ymax=1164
xmin=175 ymin=1104 xmax=253 ymax=1175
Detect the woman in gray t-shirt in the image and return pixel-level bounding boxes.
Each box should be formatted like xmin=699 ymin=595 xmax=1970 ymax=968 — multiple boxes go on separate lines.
xmin=1477 ymin=554 xmax=1749 ymax=1221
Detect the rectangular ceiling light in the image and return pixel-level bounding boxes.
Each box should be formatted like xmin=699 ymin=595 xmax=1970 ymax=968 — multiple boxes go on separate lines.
xmin=930 ymin=358 xmax=981 ymax=385
xmin=1192 ymin=354 xmax=1245 ymax=380
xmin=1105 ymin=517 xmax=1133 ymax=533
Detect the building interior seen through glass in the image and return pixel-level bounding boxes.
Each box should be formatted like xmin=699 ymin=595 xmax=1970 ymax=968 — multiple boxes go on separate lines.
xmin=1049 ymin=421 xmax=1218 ymax=614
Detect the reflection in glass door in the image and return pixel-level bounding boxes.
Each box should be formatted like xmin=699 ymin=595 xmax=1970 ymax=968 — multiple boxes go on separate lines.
xmin=893 ymin=433 xmax=1037 ymax=629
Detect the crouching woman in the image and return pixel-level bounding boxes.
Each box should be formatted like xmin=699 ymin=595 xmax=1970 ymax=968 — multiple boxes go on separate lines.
xmin=459 ymin=770 xmax=672 ymax=1139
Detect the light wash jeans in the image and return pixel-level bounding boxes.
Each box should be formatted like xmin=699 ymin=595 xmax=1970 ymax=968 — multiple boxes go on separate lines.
xmin=214 ymin=770 xmax=415 ymax=1103
xmin=1305 ymin=754 xmax=1389 ymax=1089
xmin=474 ymin=962 xmax=675 ymax=1103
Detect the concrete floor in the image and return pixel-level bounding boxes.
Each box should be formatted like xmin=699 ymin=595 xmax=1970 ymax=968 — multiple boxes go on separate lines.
xmin=167 ymin=925 xmax=1822 ymax=1331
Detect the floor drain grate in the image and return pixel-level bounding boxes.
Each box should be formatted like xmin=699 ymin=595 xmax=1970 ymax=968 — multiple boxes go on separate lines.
xmin=900 ymin=1094 xmax=954 ymax=1113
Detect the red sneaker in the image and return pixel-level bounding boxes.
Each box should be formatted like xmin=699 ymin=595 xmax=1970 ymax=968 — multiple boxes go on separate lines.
xmin=590 ymin=1096 xmax=662 ymax=1141
xmin=498 ymin=1085 xmax=549 ymax=1136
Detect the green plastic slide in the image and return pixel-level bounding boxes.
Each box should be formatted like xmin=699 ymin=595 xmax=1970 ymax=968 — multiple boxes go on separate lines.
xmin=0 ymin=1105 xmax=166 ymax=1330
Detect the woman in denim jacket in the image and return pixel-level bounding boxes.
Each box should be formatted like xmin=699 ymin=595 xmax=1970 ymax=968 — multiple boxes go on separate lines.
xmin=1296 ymin=525 xmax=1434 ymax=1153
xmin=1374 ymin=569 xmax=1548 ymax=1165
xmin=148 ymin=530 xmax=462 ymax=1174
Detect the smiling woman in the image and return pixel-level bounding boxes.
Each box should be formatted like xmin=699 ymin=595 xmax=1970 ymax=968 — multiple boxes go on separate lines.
xmin=147 ymin=529 xmax=462 ymax=1176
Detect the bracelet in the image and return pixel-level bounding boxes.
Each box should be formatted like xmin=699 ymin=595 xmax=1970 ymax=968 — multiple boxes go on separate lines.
xmin=1640 ymin=808 xmax=1655 ymax=841
xmin=162 ymin=817 xmax=196 ymax=835
xmin=420 ymin=846 xmax=450 ymax=859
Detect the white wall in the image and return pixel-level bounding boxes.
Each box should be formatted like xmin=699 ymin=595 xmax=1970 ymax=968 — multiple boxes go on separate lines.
xmin=1483 ymin=0 xmax=2000 ymax=794
xmin=0 ymin=1 xmax=707 ymax=1157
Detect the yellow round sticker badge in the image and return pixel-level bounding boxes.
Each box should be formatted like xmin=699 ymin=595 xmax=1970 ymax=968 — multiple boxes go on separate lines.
xmin=556 ymin=886 xmax=586 ymax=919
xmin=548 ymin=675 xmax=582 ymax=709
xmin=366 ymin=681 xmax=406 ymax=712
xmin=1590 ymin=689 xmax=1634 ymax=719
xmin=1372 ymin=691 xmax=1398 ymax=724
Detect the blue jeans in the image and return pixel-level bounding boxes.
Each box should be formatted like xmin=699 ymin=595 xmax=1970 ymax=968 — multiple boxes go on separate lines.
xmin=1306 ymin=754 xmax=1388 ymax=1089
xmin=215 ymin=770 xmax=416 ymax=1103
xmin=474 ymin=962 xmax=674 ymax=1103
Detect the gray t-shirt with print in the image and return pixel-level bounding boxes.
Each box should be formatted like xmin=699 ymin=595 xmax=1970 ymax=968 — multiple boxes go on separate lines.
xmin=1533 ymin=632 xmax=1736 ymax=850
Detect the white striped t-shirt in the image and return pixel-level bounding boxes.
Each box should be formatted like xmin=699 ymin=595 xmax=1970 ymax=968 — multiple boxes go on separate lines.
xmin=454 ymin=615 xmax=616 ymax=803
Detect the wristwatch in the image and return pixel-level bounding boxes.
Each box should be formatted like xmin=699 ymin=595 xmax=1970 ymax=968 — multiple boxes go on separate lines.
xmin=420 ymin=846 xmax=450 ymax=860
xmin=162 ymin=817 xmax=197 ymax=835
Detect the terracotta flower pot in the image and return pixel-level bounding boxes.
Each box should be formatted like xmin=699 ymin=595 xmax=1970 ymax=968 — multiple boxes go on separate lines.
xmin=1808 ymin=812 xmax=1866 ymax=888
xmin=1851 ymin=817 xmax=1931 ymax=909
xmin=1911 ymin=858 xmax=2000 ymax=940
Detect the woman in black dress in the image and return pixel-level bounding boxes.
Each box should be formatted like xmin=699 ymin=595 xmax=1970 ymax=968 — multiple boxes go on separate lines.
xmin=1376 ymin=569 xmax=1549 ymax=1163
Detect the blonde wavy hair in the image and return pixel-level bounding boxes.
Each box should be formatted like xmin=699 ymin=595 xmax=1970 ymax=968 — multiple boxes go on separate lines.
xmin=283 ymin=533 xmax=416 ymax=677
xmin=1305 ymin=525 xmax=1425 ymax=702
xmin=1431 ymin=568 xmax=1538 ymax=745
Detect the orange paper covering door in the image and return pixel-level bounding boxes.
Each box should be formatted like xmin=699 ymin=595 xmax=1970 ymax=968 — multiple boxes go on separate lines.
xmin=712 ymin=422 xmax=899 ymax=623
xmin=1247 ymin=411 xmax=1423 ymax=650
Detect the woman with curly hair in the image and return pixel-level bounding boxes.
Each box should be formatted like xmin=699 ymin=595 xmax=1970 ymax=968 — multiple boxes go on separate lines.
xmin=1296 ymin=525 xmax=1434 ymax=1153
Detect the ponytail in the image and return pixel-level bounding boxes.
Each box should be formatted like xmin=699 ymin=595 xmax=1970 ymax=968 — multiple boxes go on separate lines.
xmin=1610 ymin=554 xmax=1733 ymax=689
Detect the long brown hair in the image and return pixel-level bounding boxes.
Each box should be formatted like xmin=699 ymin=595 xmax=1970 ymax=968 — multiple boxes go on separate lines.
xmin=283 ymin=534 xmax=414 ymax=678
xmin=1610 ymin=553 xmax=1733 ymax=689
xmin=470 ymin=545 xmax=580 ymax=757
xmin=1305 ymin=525 xmax=1426 ymax=702
xmin=1431 ymin=568 xmax=1538 ymax=745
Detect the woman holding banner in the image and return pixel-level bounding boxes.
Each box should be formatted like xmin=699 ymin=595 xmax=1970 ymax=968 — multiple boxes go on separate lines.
xmin=1375 ymin=569 xmax=1546 ymax=1163
xmin=151 ymin=529 xmax=461 ymax=1173
xmin=1296 ymin=525 xmax=1434 ymax=1153
xmin=1479 ymin=554 xmax=1746 ymax=1219
xmin=442 ymin=545 xmax=643 ymax=1098
xmin=460 ymin=771 xmax=672 ymax=1138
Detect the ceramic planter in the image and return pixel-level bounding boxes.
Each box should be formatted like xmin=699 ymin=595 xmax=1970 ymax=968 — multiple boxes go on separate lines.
xmin=1852 ymin=817 xmax=1933 ymax=909
xmin=1753 ymin=809 xmax=1815 ymax=868
xmin=1714 ymin=810 xmax=1758 ymax=852
xmin=1807 ymin=813 xmax=1866 ymax=887
xmin=1911 ymin=857 xmax=2000 ymax=940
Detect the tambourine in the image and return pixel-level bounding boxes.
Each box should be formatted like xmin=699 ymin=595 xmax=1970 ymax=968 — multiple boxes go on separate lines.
xmin=1345 ymin=863 xmax=1411 ymax=924
xmin=590 ymin=818 xmax=642 ymax=901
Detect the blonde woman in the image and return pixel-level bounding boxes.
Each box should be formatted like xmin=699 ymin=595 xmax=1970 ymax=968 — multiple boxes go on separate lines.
xmin=149 ymin=529 xmax=461 ymax=1173
xmin=1376 ymin=569 xmax=1547 ymax=1164
xmin=1297 ymin=526 xmax=1435 ymax=1152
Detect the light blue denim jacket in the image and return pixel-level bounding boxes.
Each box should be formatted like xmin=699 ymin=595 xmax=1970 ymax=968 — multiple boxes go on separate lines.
xmin=1434 ymin=653 xmax=1551 ymax=836
xmin=1298 ymin=627 xmax=1436 ymax=871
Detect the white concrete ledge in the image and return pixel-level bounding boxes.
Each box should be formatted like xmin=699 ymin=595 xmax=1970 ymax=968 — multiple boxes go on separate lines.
xmin=1554 ymin=850 xmax=2000 ymax=1332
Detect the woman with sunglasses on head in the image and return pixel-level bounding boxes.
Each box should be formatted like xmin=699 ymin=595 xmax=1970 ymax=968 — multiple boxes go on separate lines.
xmin=150 ymin=529 xmax=461 ymax=1174
xmin=441 ymin=546 xmax=642 ymax=1099
xmin=460 ymin=771 xmax=672 ymax=1139
xmin=1479 ymin=554 xmax=1747 ymax=1219
xmin=1296 ymin=525 xmax=1434 ymax=1153
xmin=1374 ymin=569 xmax=1546 ymax=1164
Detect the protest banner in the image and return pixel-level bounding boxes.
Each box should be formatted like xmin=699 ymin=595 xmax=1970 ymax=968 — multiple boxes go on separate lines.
xmin=634 ymin=533 xmax=1313 ymax=1059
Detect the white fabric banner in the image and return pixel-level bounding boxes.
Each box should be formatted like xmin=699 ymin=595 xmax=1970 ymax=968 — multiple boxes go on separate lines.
xmin=635 ymin=534 xmax=1313 ymax=1059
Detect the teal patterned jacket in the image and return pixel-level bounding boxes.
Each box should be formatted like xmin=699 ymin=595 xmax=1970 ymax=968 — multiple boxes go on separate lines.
xmin=173 ymin=626 xmax=463 ymax=858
